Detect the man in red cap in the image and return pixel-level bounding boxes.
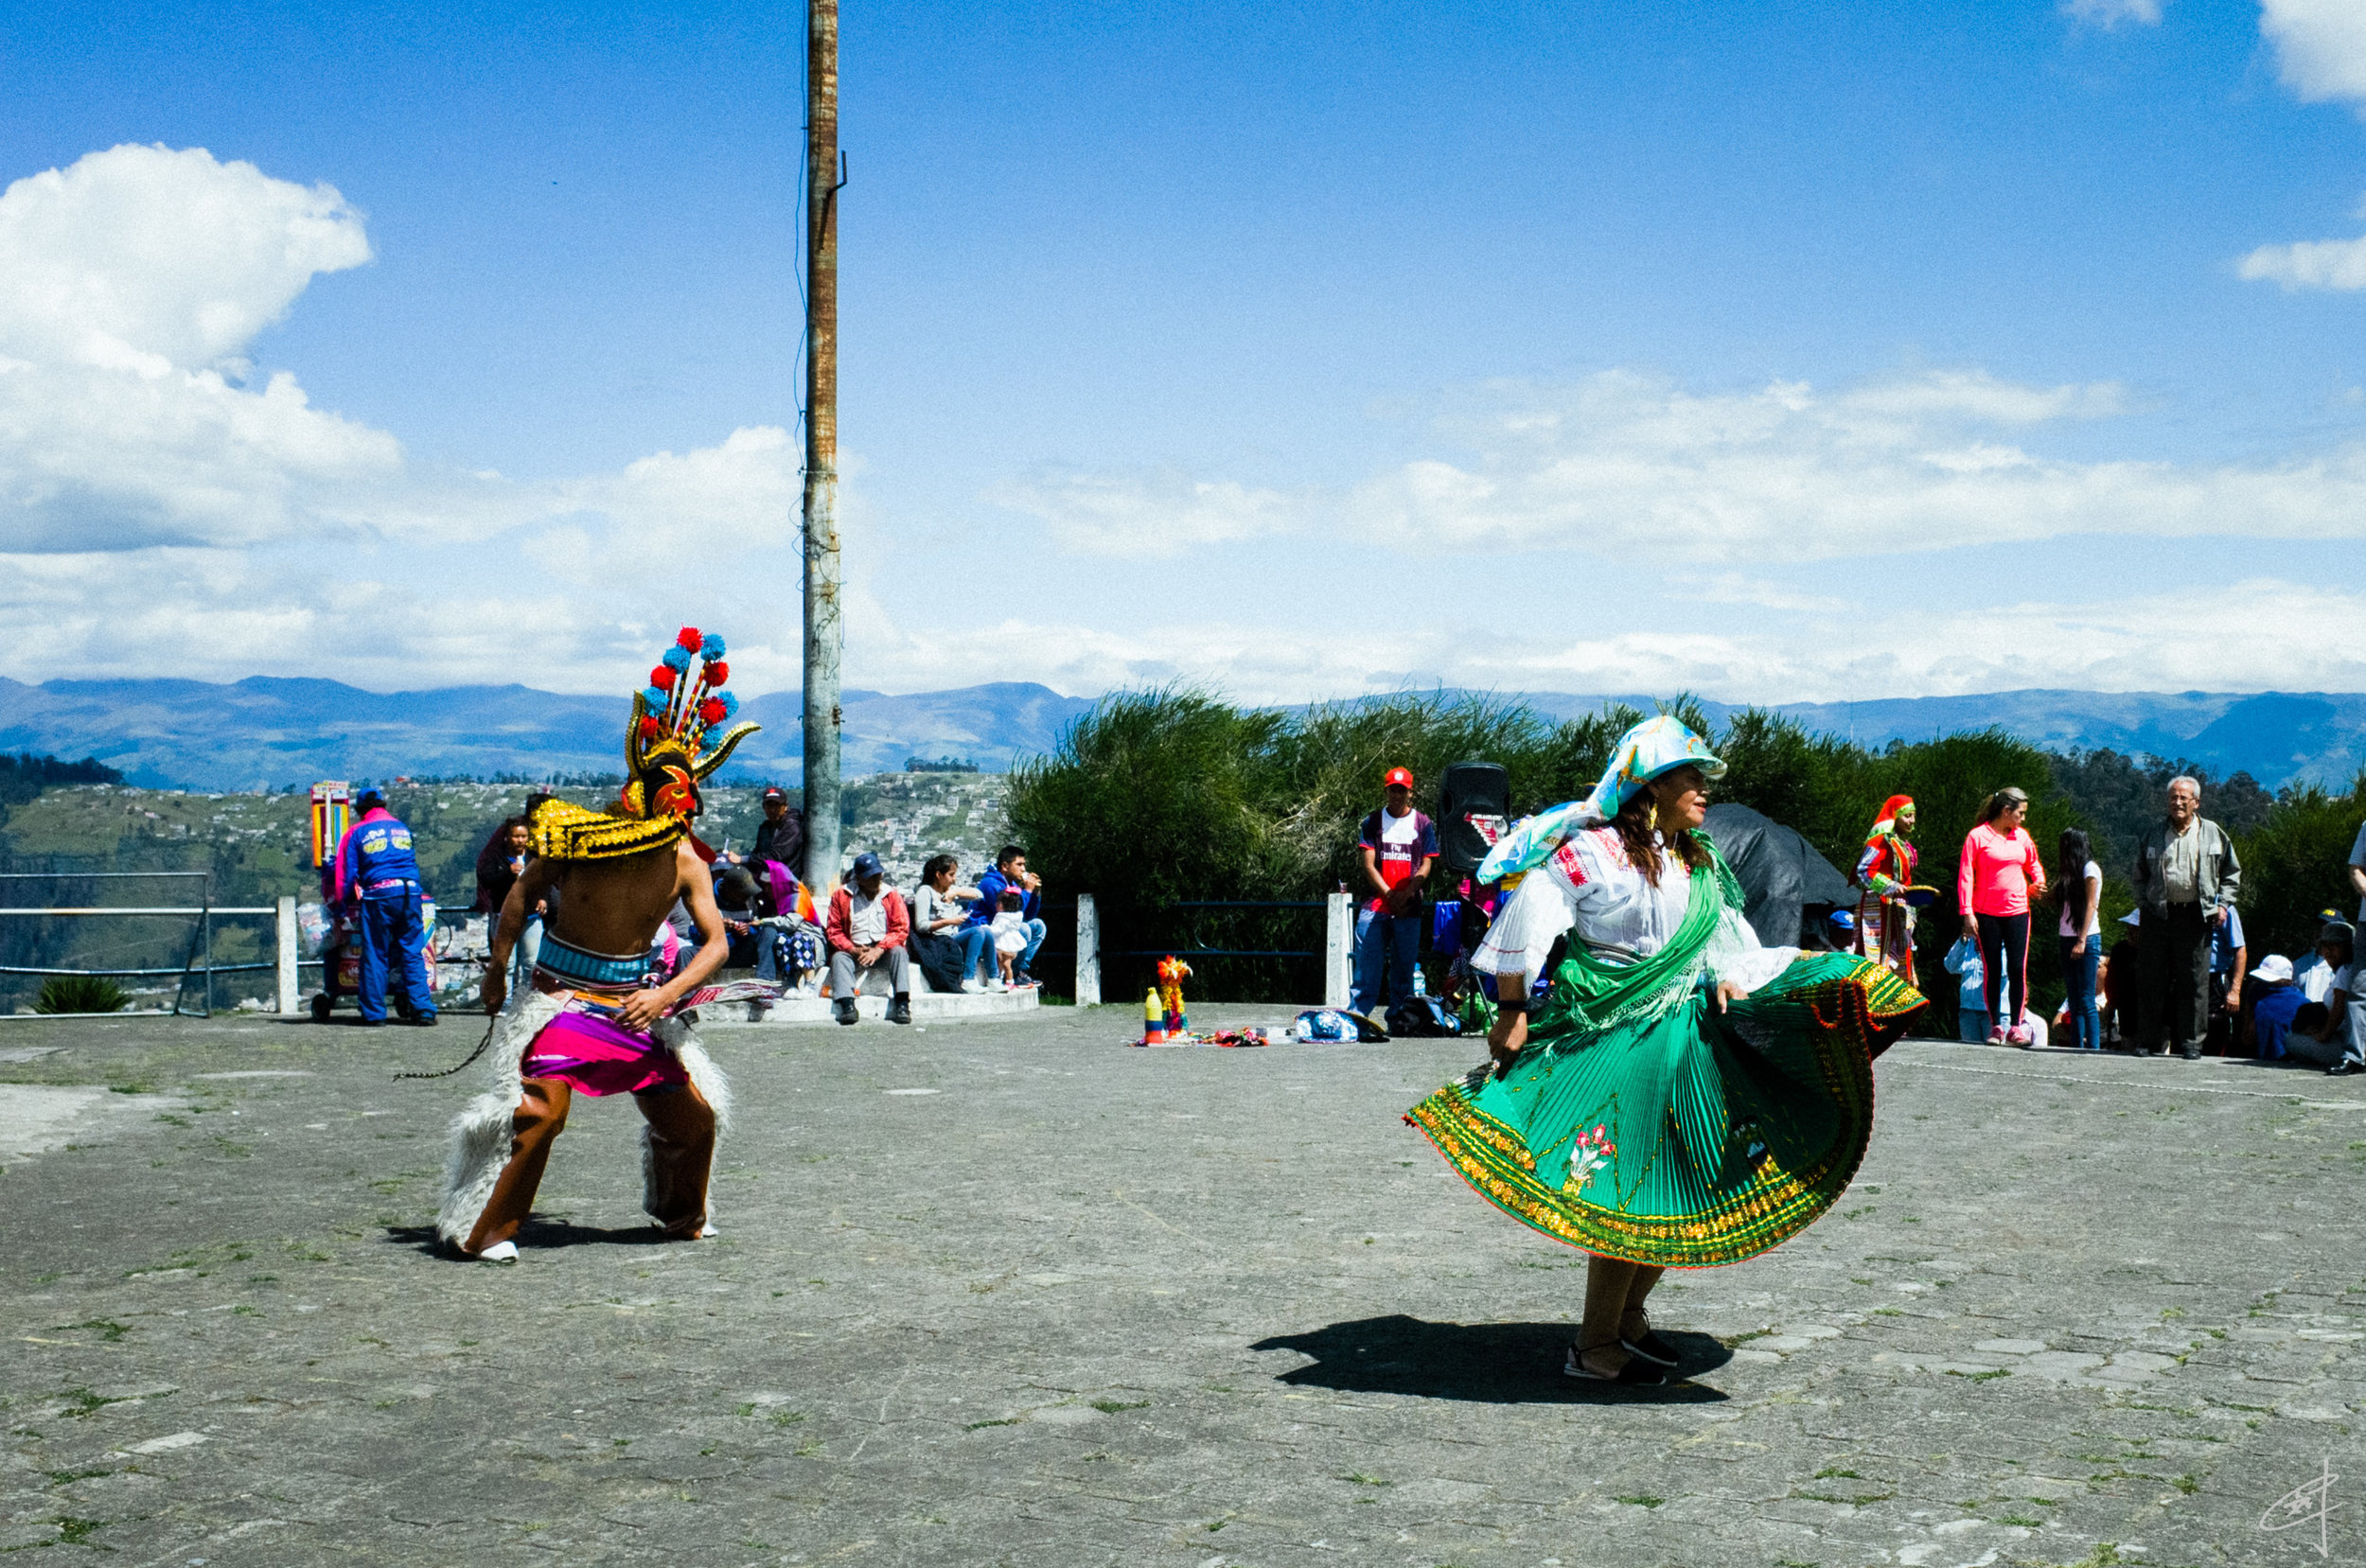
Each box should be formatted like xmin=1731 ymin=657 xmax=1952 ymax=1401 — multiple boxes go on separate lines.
xmin=1352 ymin=766 xmax=1438 ymax=1021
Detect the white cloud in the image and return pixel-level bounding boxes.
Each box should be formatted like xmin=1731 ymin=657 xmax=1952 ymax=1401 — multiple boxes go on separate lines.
xmin=2261 ymin=0 xmax=2366 ymax=108
xmin=988 ymin=467 xmax=1298 ymax=556
xmin=2238 ymin=233 xmax=2366 ymax=290
xmin=2237 ymin=4 xmax=2366 ymax=288
xmin=0 ymin=143 xmax=812 ymax=696
xmin=1342 ymin=371 xmax=2366 ymax=561
xmin=2061 ymin=0 xmax=2163 ymax=29
xmin=839 ymin=577 xmax=2366 ymax=709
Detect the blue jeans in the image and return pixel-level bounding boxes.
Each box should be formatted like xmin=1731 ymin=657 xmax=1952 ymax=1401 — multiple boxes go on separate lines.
xmin=949 ymin=924 xmax=992 ymax=982
xmin=1957 ymin=1007 xmax=1990 ymax=1044
xmin=2060 ymin=933 xmax=2101 ymax=1050
xmin=359 ymin=890 xmax=435 ymax=1022
xmin=1351 ymin=907 xmax=1419 ymax=1015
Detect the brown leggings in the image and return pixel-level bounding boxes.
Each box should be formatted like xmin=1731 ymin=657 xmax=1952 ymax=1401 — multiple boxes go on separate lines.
xmin=464 ymin=1075 xmax=716 ymax=1255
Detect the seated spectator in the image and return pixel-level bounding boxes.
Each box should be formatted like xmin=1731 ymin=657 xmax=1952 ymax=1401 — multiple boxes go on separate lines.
xmin=732 ymin=785 xmax=806 ymax=880
xmin=825 ymin=851 xmax=911 ymax=1026
xmin=713 ymin=864 xmax=764 ymax=969
xmin=2248 ymin=954 xmax=2303 ymax=1061
xmin=2310 ymin=923 xmax=2361 ymax=1076
xmin=909 ymin=854 xmax=987 ymax=994
xmin=1943 ymin=934 xmax=1987 ymax=1043
xmin=969 ymin=844 xmax=1046 ymax=986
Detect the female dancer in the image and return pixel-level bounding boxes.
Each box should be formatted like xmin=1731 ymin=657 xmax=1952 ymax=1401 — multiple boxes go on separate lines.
xmin=1405 ymin=717 xmax=1928 ymax=1385
xmin=2056 ymin=828 xmax=2103 ymax=1051
xmin=1956 ymin=788 xmax=2047 ymax=1046
xmin=1853 ymin=795 xmax=1919 ymax=978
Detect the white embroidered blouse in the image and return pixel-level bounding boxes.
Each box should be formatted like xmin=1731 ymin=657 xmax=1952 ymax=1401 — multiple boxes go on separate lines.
xmin=1473 ymin=824 xmax=1796 ymax=993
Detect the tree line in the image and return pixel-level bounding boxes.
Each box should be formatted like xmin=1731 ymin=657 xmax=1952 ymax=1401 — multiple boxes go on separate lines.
xmin=1005 ymin=688 xmax=2366 ymax=1014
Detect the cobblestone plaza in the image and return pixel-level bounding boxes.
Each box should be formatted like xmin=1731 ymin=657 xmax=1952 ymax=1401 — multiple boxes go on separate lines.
xmin=6 ymin=1008 xmax=2364 ymax=1566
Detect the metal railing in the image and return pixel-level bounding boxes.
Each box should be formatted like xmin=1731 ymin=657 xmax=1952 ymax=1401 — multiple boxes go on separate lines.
xmin=1047 ymin=892 xmax=1356 ymax=1007
xmin=0 ymin=872 xmax=302 ymax=1018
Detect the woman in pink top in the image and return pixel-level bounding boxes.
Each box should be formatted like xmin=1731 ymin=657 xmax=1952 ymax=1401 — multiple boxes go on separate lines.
xmin=1957 ymin=786 xmax=2049 ymax=1045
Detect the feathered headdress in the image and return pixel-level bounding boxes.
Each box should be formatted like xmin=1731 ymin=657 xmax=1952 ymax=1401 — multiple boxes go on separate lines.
xmin=529 ymin=626 xmax=762 ymax=862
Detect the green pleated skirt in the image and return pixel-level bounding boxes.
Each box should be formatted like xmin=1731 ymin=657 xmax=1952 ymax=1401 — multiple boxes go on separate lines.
xmin=1406 ymin=952 xmax=1927 ymax=1268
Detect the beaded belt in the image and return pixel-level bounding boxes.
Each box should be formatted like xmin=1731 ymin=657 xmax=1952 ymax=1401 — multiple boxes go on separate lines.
xmin=533 ymin=931 xmax=652 ymax=990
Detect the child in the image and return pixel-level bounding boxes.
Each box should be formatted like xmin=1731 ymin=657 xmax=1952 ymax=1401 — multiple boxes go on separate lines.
xmin=1943 ymin=934 xmax=1987 ymax=1043
xmin=991 ymin=888 xmax=1031 ymax=989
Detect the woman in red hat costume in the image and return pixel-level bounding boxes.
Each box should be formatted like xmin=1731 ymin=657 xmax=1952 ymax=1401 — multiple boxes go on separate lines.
xmin=1853 ymin=795 xmax=1920 ymax=978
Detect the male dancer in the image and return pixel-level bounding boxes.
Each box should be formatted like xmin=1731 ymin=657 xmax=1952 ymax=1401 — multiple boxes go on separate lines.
xmin=434 ymin=628 xmax=756 ymax=1261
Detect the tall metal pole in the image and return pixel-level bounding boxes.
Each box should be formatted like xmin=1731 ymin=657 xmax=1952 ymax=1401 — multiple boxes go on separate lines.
xmin=802 ymin=0 xmax=843 ymax=890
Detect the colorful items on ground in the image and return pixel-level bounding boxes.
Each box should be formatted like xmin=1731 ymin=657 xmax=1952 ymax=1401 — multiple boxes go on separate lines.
xmin=1157 ymin=955 xmax=1191 ymax=1036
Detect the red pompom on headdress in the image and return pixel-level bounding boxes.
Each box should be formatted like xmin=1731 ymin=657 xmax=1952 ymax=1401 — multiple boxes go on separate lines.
xmin=702 ymin=661 xmax=729 ymax=687
xmin=699 ymin=697 xmax=728 ymax=726
xmin=648 ymin=664 xmax=677 ymax=691
xmin=639 ymin=715 xmax=662 ymax=740
xmin=676 ymin=626 xmax=702 ymax=651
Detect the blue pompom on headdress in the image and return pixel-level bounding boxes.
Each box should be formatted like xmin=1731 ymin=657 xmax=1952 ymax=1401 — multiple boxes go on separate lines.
xmin=662 ymin=644 xmax=693 ymax=672
xmin=700 ymin=632 xmax=727 ymax=659
xmin=718 ymin=690 xmax=740 ymax=718
xmin=643 ymin=685 xmax=669 ymax=710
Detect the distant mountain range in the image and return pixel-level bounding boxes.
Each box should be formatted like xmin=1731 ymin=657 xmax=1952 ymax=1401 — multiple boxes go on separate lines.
xmin=0 ymin=677 xmax=2357 ymax=792
xmin=0 ymin=678 xmax=1096 ymax=790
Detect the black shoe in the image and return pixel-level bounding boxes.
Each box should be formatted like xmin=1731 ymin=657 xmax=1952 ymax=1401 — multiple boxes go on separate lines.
xmin=1563 ymin=1343 xmax=1667 ymax=1385
xmin=886 ymin=995 xmax=912 ymax=1026
xmin=414 ymin=1013 xmax=439 ymax=1027
xmin=359 ymin=1018 xmax=385 ymax=1028
xmin=833 ymin=997 xmax=858 ymax=1026
xmin=2180 ymin=1047 xmax=2200 ymax=1060
xmin=1621 ymin=1329 xmax=1681 ymax=1367
xmin=2328 ymin=1060 xmax=2361 ymax=1077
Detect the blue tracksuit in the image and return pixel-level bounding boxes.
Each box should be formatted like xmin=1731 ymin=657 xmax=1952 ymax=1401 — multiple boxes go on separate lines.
xmin=339 ymin=807 xmax=434 ymax=1022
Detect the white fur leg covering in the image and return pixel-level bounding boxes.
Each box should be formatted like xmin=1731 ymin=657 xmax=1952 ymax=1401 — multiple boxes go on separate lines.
xmin=433 ymin=990 xmax=564 ymax=1249
xmin=643 ymin=1014 xmax=731 ymax=1227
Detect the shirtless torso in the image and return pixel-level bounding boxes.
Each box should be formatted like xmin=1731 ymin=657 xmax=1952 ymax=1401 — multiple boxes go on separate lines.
xmin=482 ymin=840 xmax=728 ymax=1030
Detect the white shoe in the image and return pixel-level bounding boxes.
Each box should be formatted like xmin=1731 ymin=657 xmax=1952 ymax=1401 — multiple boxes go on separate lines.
xmin=477 ymin=1241 xmax=519 ymax=1263
xmin=960 ymin=978 xmax=983 ymax=994
xmin=988 ymin=977 xmax=1007 ymax=992
xmin=698 ymin=1223 xmax=719 ymax=1239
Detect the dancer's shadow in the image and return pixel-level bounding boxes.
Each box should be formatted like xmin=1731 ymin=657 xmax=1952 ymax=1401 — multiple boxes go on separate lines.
xmin=381 ymin=1218 xmax=673 ymax=1257
xmin=1249 ymin=1314 xmax=1732 ymax=1404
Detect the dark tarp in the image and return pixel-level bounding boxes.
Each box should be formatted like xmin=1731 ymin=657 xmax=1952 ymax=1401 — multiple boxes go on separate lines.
xmin=1702 ymin=802 xmax=1855 ymax=948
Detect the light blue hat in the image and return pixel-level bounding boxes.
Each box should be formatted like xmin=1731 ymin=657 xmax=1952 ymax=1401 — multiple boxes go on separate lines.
xmin=1476 ymin=715 xmax=1725 ymax=882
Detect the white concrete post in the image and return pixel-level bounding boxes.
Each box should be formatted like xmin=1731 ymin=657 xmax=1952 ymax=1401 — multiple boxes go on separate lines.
xmin=1324 ymin=890 xmax=1351 ymax=1009
xmin=1074 ymin=894 xmax=1101 ymax=1007
xmin=275 ymin=895 xmax=300 ymax=1015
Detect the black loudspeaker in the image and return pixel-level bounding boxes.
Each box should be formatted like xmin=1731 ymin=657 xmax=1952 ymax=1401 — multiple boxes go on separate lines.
xmin=1436 ymin=760 xmax=1510 ymax=875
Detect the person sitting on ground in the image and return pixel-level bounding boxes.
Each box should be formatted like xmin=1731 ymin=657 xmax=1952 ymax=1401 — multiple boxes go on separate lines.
xmin=909 ymin=854 xmax=988 ymax=994
xmin=713 ymin=864 xmax=764 ymax=969
xmin=969 ymin=844 xmax=1046 ymax=986
xmin=2246 ymin=954 xmax=2303 ymax=1061
xmin=2307 ymin=923 xmax=2360 ymax=1076
xmin=825 ymin=851 xmax=912 ymax=1026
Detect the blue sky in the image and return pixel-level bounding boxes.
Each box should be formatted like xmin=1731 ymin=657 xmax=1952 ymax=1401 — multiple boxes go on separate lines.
xmin=2 ymin=0 xmax=2364 ymax=704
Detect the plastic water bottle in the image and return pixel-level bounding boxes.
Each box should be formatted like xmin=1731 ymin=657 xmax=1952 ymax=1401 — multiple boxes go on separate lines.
xmin=1412 ymin=962 xmax=1427 ymax=997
